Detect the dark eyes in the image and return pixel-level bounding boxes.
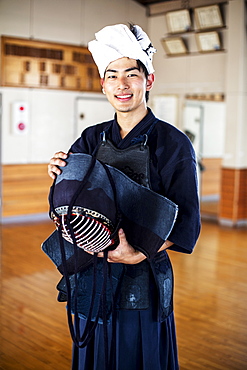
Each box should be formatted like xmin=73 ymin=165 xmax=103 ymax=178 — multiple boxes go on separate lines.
xmin=107 ymin=74 xmax=138 ymax=79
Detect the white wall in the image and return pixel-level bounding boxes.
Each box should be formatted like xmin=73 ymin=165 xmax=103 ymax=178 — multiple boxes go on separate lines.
xmin=202 ymin=101 xmax=226 ymax=158
xmin=183 ymin=100 xmax=226 ymax=158
xmin=0 ymin=0 xmax=148 ymax=164
xmin=223 ymin=0 xmax=247 ymax=168
xmin=148 ymin=11 xmax=227 ymax=93
xmin=148 ymin=1 xmax=247 ymax=168
xmin=1 ymin=0 xmax=246 ymax=168
xmin=148 ymin=10 xmax=227 ymax=131
xmin=0 ymin=0 xmax=147 ymax=44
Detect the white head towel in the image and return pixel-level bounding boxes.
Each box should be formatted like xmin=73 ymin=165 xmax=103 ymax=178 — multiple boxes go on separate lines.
xmin=88 ymin=24 xmax=156 ymax=78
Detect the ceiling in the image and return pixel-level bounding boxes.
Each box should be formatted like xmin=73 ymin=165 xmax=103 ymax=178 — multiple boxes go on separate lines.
xmin=134 ymin=0 xmax=172 ymax=5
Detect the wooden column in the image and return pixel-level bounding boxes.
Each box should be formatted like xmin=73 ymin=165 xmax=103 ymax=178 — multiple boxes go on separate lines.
xmin=219 ymin=0 xmax=247 ymax=227
xmin=219 ymin=168 xmax=247 ymax=226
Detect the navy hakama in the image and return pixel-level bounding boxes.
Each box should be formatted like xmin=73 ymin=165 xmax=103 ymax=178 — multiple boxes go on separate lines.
xmin=72 ymin=284 xmax=179 ymax=370
xmin=68 ymin=108 xmax=200 ymax=370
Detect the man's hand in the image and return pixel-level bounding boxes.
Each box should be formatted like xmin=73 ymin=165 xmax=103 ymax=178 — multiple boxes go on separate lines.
xmin=48 ymin=151 xmax=68 ymax=179
xmin=95 ymin=229 xmax=146 ymax=265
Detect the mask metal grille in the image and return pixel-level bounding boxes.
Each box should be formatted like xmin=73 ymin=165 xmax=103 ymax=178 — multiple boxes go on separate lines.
xmin=52 ymin=206 xmax=115 ymax=253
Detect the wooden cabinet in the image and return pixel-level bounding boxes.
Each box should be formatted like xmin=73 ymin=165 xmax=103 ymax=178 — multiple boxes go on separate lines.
xmin=1 ymin=36 xmax=101 ymax=92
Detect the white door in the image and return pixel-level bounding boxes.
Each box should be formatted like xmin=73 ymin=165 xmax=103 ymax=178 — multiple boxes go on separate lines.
xmin=183 ymin=103 xmax=203 ymax=158
xmin=183 ymin=103 xmax=204 ymax=196
xmin=74 ymin=96 xmax=115 ymax=139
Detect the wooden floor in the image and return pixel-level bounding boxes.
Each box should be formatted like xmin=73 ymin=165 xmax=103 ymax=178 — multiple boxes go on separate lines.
xmin=1 ymin=220 xmax=247 ymax=369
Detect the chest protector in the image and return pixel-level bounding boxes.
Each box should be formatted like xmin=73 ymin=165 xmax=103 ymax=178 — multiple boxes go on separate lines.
xmin=96 ymin=131 xmax=151 ymax=188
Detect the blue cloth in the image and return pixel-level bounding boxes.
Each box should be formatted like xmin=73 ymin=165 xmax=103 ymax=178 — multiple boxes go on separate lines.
xmin=69 ymin=108 xmax=201 ymax=369
xmin=72 ymin=278 xmax=179 ymax=370
xmin=51 ymin=153 xmax=178 ymax=259
xmin=70 ymin=108 xmax=201 ymax=254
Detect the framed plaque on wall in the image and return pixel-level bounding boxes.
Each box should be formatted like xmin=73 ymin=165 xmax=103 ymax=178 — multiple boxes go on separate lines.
xmin=194 ymin=5 xmax=223 ymax=30
xmin=195 ymin=31 xmax=221 ymax=52
xmin=165 ymin=9 xmax=192 ymax=34
xmin=161 ymin=37 xmax=188 ymax=56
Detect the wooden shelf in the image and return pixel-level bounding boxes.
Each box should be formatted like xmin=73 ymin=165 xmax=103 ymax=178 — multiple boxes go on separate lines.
xmin=163 ymin=49 xmax=226 ymax=58
xmin=1 ymin=36 xmax=101 ymax=92
xmin=166 ymin=25 xmax=227 ymax=37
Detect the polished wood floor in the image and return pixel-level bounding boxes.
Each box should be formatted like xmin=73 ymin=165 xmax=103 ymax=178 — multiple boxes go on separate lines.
xmin=1 ymin=220 xmax=247 ymax=369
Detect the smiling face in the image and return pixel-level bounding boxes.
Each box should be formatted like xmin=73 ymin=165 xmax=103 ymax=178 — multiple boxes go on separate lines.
xmin=101 ymin=57 xmax=154 ymax=120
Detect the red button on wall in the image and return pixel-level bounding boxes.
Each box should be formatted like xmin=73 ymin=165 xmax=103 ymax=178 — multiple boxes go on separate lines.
xmin=18 ymin=122 xmax=26 ymax=130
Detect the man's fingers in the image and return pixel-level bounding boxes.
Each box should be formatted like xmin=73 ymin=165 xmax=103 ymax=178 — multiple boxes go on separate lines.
xmin=51 ymin=152 xmax=68 ymax=167
xmin=53 ymin=151 xmax=68 ymax=160
xmin=47 ymin=168 xmax=57 ymax=180
xmin=118 ymin=228 xmax=127 ymax=244
xmin=48 ymin=151 xmax=68 ymax=179
xmin=48 ymin=164 xmax=61 ymax=178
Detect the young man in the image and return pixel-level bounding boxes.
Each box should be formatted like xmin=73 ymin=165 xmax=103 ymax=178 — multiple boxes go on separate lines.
xmin=48 ymin=24 xmax=200 ymax=370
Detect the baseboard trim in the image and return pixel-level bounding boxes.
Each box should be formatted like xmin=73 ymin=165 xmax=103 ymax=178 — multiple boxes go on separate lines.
xmin=1 ymin=213 xmax=50 ymax=224
xmin=219 ymin=218 xmax=247 ymax=228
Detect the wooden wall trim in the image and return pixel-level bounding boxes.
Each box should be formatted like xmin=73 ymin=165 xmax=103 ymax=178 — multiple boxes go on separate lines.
xmin=201 ymin=158 xmax=222 ymax=197
xmin=2 ymin=164 xmax=52 ymax=218
xmin=2 ymin=163 xmax=247 ymax=227
xmin=219 ymin=168 xmax=247 ymax=224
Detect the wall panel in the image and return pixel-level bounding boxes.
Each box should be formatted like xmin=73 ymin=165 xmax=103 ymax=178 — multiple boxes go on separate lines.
xmin=201 ymin=158 xmax=222 ymax=197
xmin=2 ymin=163 xmax=52 ymax=217
xmin=219 ymin=168 xmax=247 ymax=225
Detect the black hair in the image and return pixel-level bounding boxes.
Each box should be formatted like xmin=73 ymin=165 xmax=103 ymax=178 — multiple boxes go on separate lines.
xmin=129 ymin=24 xmax=150 ymax=103
xmin=136 ymin=59 xmax=150 ymax=103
